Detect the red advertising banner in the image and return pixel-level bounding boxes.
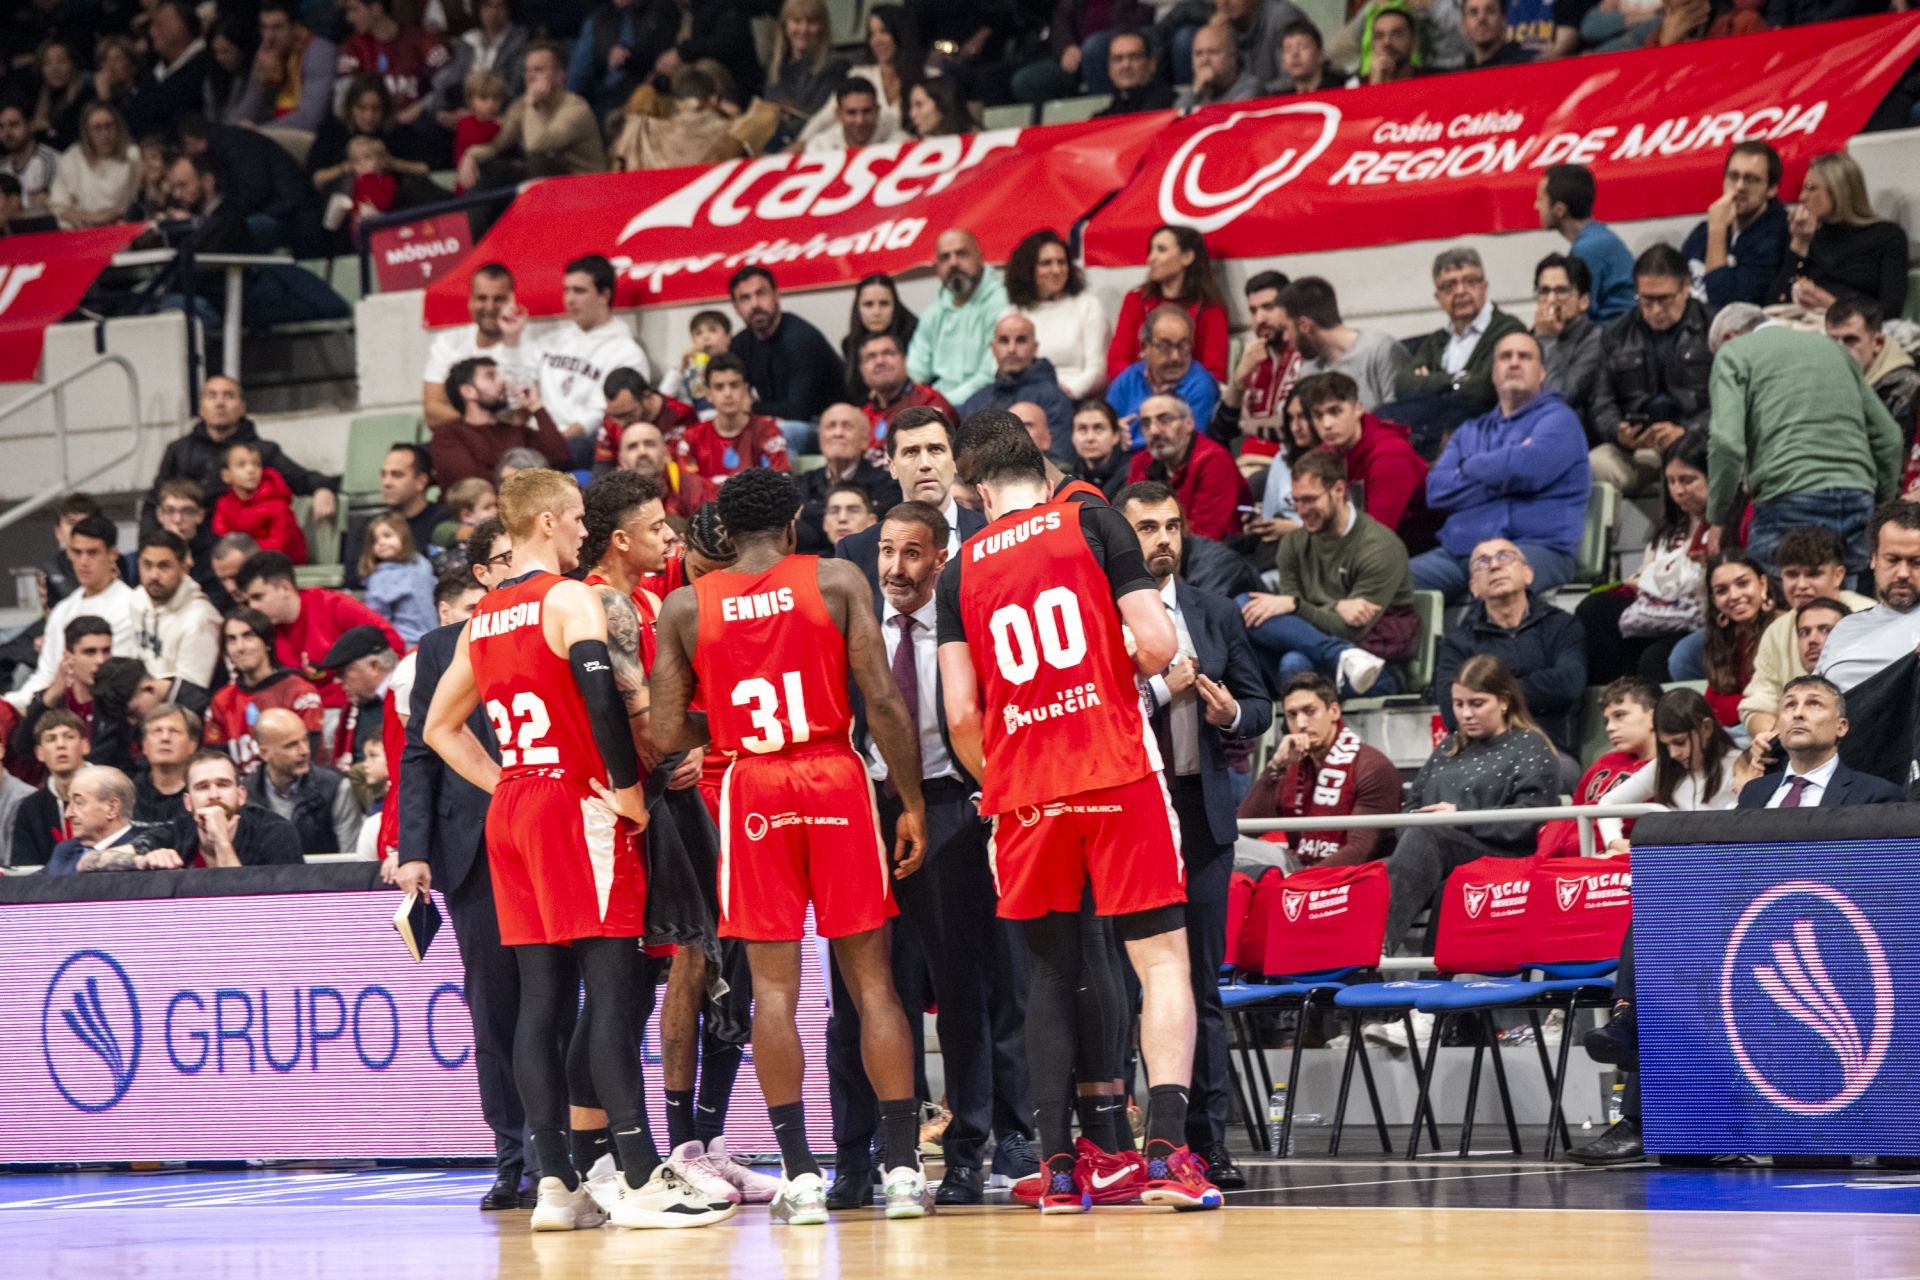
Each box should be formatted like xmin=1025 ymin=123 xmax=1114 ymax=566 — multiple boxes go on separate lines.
xmin=0 ymin=223 xmax=144 ymax=381
xmin=368 ymin=213 xmax=472 ymax=293
xmin=423 ymin=113 xmax=1168 ymax=324
xmin=1084 ymin=14 xmax=1920 ymax=264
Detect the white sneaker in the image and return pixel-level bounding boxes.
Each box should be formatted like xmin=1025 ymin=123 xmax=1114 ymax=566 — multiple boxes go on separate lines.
xmin=664 ymin=1140 xmax=740 ymax=1204
xmin=608 ymin=1165 xmax=737 ymax=1229
xmin=583 ymin=1154 xmax=622 ymax=1215
xmin=770 ymin=1171 xmax=830 ymax=1226
xmin=703 ymin=1136 xmax=783 ymax=1205
xmin=530 ymin=1175 xmax=606 ymax=1231
xmin=881 ymin=1165 xmax=930 ymax=1219
xmin=1364 ymin=1010 xmax=1435 ymax=1052
xmin=1337 ymin=647 xmax=1387 ymax=696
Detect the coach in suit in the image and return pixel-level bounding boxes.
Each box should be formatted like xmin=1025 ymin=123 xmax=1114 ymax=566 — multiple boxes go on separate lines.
xmin=393 ymin=523 xmax=534 ymax=1211
xmin=835 ymin=405 xmax=984 ymax=593
xmin=1118 ymin=481 xmax=1274 ymax=1186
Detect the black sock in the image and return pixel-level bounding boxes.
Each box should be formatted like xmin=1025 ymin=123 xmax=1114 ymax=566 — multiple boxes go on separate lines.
xmin=1145 ymin=1084 xmax=1189 ymax=1159
xmin=569 ymin=1126 xmax=612 ymax=1174
xmin=696 ymin=1041 xmax=743 ymax=1144
xmin=532 ymin=1128 xmax=577 ymax=1191
xmin=878 ymin=1097 xmax=922 ymax=1172
xmin=1076 ymin=1094 xmax=1125 ymax=1154
xmin=664 ymin=1089 xmax=696 ymax=1149
xmin=769 ymin=1101 xmax=821 ymax=1179
xmin=1036 ymin=1096 xmax=1075 ymax=1165
xmin=613 ymin=1124 xmax=662 ymax=1189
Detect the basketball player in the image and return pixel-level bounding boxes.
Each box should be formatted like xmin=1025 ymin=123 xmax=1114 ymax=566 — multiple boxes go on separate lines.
xmin=423 ymin=469 xmax=734 ymax=1232
xmin=650 ymin=468 xmax=933 ymax=1224
xmin=937 ymin=430 xmax=1223 ymax=1212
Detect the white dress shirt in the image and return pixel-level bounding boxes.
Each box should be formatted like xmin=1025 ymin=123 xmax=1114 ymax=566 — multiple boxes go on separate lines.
xmin=1441 ymin=300 xmax=1494 ymax=377
xmin=866 ymin=594 xmax=954 ymax=784
xmin=1145 ymin=580 xmax=1241 ymax=776
xmin=1763 ymin=752 xmax=1839 ymax=809
xmin=939 ymin=498 xmax=963 ymax=557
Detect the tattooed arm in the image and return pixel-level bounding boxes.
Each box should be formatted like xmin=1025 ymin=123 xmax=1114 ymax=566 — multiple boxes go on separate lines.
xmin=649 ymin=586 xmax=708 ymax=754
xmin=594 ymin=585 xmax=651 ymax=724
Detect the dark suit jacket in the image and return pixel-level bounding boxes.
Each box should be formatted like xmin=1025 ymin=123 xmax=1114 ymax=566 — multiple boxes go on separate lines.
xmin=398 ymin=621 xmax=498 ymax=894
xmin=42 ymin=825 xmax=141 ymax=877
xmin=847 ymin=596 xmax=976 ymax=793
xmin=1154 ymin=582 xmax=1274 ymax=847
xmin=797 ymin=460 xmax=902 ymax=554
xmin=835 ymin=503 xmax=987 ymax=595
xmin=1735 ymin=759 xmax=1906 ymax=809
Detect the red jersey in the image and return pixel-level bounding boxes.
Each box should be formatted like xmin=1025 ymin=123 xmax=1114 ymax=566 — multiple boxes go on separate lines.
xmin=593 ymin=396 xmax=700 ymax=468
xmin=678 ymin=417 xmax=789 ymax=485
xmin=691 ymin=556 xmax=851 ymax=760
xmin=279 ymin=588 xmax=406 ymax=709
xmin=1537 ymin=749 xmax=1646 ymax=857
xmin=938 ymin=499 xmax=1158 ymax=814
xmin=204 ymin=669 xmax=326 ymax=772
xmin=467 ymin=572 xmax=606 ymax=790
xmin=336 ymin=28 xmax=449 ymax=108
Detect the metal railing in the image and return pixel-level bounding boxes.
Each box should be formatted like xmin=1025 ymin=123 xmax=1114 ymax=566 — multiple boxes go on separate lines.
xmin=0 ymin=353 xmax=143 ymax=535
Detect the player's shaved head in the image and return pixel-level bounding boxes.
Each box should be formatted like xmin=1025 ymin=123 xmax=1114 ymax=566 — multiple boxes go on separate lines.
xmin=498 ymin=468 xmax=580 ymax=542
xmin=716 ymin=468 xmax=801 ymax=537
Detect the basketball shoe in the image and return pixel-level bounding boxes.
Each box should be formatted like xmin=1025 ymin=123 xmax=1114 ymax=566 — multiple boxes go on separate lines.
xmin=608 ymin=1165 xmax=738 ymax=1229
xmin=530 ymin=1175 xmax=607 ymax=1231
xmin=1140 ymin=1145 xmax=1224 ymax=1210
xmin=771 ymin=1171 xmax=831 ymax=1226
xmin=882 ymin=1165 xmax=932 ymax=1219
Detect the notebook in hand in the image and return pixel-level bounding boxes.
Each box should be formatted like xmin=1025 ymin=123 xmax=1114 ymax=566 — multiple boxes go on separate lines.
xmin=393 ymin=888 xmax=443 ymax=962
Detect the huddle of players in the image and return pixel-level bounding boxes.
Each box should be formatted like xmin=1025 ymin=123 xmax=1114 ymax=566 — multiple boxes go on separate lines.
xmin=422 ymin=409 xmax=1220 ymax=1232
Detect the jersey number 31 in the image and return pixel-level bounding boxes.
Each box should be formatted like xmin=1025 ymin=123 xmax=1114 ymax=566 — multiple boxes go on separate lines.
xmin=734 ymin=671 xmax=811 ymax=754
xmin=990 ymin=587 xmax=1087 ymax=685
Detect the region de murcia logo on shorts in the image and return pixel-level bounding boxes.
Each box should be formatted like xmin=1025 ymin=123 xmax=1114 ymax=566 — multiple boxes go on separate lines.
xmin=1463 ymin=885 xmax=1491 ymax=919
xmin=1157 ymin=102 xmax=1342 ymax=234
xmin=1281 ymin=889 xmax=1306 ymax=923
xmin=1556 ymin=878 xmax=1586 ymax=911
xmin=42 ymin=949 xmax=142 ymax=1113
xmin=1719 ymin=879 xmax=1894 ymax=1116
xmin=1016 ymin=806 xmax=1042 ymax=828
xmin=743 ymin=813 xmax=769 ymax=842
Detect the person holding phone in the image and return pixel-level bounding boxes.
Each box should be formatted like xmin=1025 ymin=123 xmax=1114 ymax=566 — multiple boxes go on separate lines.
xmin=423 ymin=262 xmax=547 ymax=434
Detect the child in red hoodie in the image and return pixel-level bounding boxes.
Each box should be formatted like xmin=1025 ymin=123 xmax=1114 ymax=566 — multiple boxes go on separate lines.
xmin=212 ymin=440 xmax=308 ymax=564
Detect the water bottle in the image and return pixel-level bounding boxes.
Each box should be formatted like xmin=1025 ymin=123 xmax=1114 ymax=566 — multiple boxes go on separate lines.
xmin=1267 ymin=1082 xmax=1295 ymax=1156
xmin=1607 ymin=1074 xmax=1625 ymax=1126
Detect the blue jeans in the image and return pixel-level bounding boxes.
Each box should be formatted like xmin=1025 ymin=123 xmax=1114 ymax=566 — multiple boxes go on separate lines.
xmin=1668 ymin=629 xmax=1706 ymax=681
xmin=1745 ymin=487 xmax=1875 ymax=576
xmin=1235 ymin=597 xmax=1401 ymax=696
xmin=1410 ymin=544 xmax=1578 ymax=603
xmin=774 ymin=417 xmax=814 ymax=456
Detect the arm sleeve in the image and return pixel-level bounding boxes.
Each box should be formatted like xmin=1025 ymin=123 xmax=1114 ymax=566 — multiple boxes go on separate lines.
xmin=1522 ymin=613 xmax=1587 ymax=719
xmin=1459 ymin=738 xmax=1559 ymax=846
xmin=1423 ymin=429 xmax=1491 ymax=511
xmin=1394 ymin=332 xmax=1451 ymax=399
xmin=1216 ymin=610 xmax=1272 ymax=741
xmin=529 ymin=409 xmax=574 ymax=469
xmin=906 ymin=310 xmax=937 ymax=384
xmin=1873 ymin=223 xmax=1909 ymax=316
xmin=1705 ymin=209 xmax=1785 ymax=310
xmin=397 ymin=644 xmax=442 ymax=865
xmin=1594 ymin=760 xmax=1656 ymax=845
xmin=570 ymin=639 xmax=640 ymax=790
xmin=1588 ymin=330 xmax=1625 ymax=447
xmin=1105 ymin=291 xmax=1145 ymax=383
xmin=174 ymin=601 xmax=222 ymax=688
xmin=935 ymin=559 xmax=967 ymax=647
xmin=1863 ymin=362 xmax=1906 ymax=503
xmin=1431 ymin=629 xmax=1467 ymax=729
xmin=1456 ymin=408 xmax=1587 ymax=497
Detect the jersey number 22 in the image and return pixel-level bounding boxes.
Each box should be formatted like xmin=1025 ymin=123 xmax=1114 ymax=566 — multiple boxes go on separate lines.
xmin=487 ymin=692 xmax=558 ymax=766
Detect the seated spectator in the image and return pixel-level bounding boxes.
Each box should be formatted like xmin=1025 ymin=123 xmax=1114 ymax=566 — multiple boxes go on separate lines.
xmin=961 ymin=315 xmax=1074 ymax=446
xmin=208 ymin=533 xmax=260 ymax=603
xmin=135 ymin=702 xmax=201 ymax=824
xmin=1216 ymin=271 xmax=1299 ymax=450
xmin=148 ymin=376 xmax=340 ymax=521
xmin=1178 ymin=19 xmax=1261 ymax=110
xmin=495 ymin=447 xmax=547 ymax=486
xmin=83 ymin=656 xmax=169 ymax=774
xmin=12 ymin=618 xmax=115 ymax=754
xmin=1249 ymin=387 xmax=1319 ymax=547
xmin=233 ymin=552 xmax=404 ymax=711
xmin=1276 ymin=277 xmax=1411 ymax=411
xmin=1352 ymin=4 xmax=1422 ymax=84
xmin=1109 ymin=307 xmax=1222 ymax=447
xmin=1458 ymin=0 xmax=1533 ymax=66
xmin=678 ymin=354 xmax=790 ymax=486
xmin=1587 ymin=245 xmax=1711 ymax=494
xmin=300 ymin=77 xmax=434 ymax=254
xmin=90 ymin=38 xmax=143 ymax=124
xmin=125 ymin=1 xmax=212 ymax=138
xmin=447 ymin=70 xmax=507 ymax=184
xmin=49 ymin=103 xmax=139 ymax=230
xmin=358 ymin=513 xmax=438 ymax=645
xmin=43 ymin=766 xmax=158 ymax=876
xmin=610 ymin=64 xmax=746 ymax=171
xmin=0 ymin=173 xmax=54 ymax=235
xmin=30 ymin=39 xmax=90 ymax=152
xmin=1008 ymin=402 xmax=1057 ymax=455
xmin=565 ymin=0 xmax=672 ymax=118
xmin=598 ymin=366 xmax=700 ymax=468
xmin=170 ymin=749 xmax=305 ymax=866
xmin=1386 ymin=248 xmax=1526 ymax=449
xmin=0 ymin=104 xmax=56 ymax=210
xmin=178 ymin=110 xmax=318 ymax=254
xmin=803 ymin=79 xmax=899 ymax=154
xmin=422 ymin=263 xmax=542 ymax=433
xmin=1690 ymin=551 xmax=1782 ymax=726
xmin=246 ymin=706 xmax=363 ymax=854
xmin=1237 ymin=671 xmax=1402 ymax=866
xmin=1273 ymin=19 xmax=1349 ymax=93
xmin=1817 ymin=501 xmax=1920 ymax=691
xmin=1595 ymin=687 xmax=1738 ymax=851
xmin=337 ymin=0 xmax=449 ymax=124
xmin=798 ymin=403 xmax=899 ymax=551
xmin=11 ymin=709 xmax=89 ymax=867
xmin=1532 ymin=254 xmax=1602 ymax=428
xmin=205 ymin=609 xmax=325 ymax=770
xmin=908 ymin=229 xmax=1008 ymax=407
xmin=1537 ymin=164 xmax=1636 ymax=322
xmin=1706 ymin=304 xmax=1902 ymax=574
xmin=1739 ymin=675 xmax=1905 ymax=809
xmin=616 ymin=423 xmax=712 ymax=518
xmin=204 ymin=19 xmax=259 ymax=126
xmin=1434 ymin=539 xmax=1587 ymax=758
xmin=1680 ymin=141 xmax=1787 ymax=311
xmin=130 ymin=529 xmax=222 ymax=698
xmin=1576 ymin=434 xmax=1709 ymax=684
xmin=0 ymin=721 xmax=35 ymax=867
xmin=459 ymin=42 xmax=605 ymax=192
xmin=1769 ymin=151 xmax=1909 ymax=318
xmin=1239 ymin=448 xmax=1416 ymax=695
xmin=793 ymin=6 xmax=921 ymax=149
xmin=1535 ymin=676 xmax=1658 ymax=857
xmin=36 ymin=493 xmax=106 ymax=610
xmin=660 ymin=310 xmax=730 ymax=410
xmin=1300 ymin=372 xmax=1428 ymax=536
xmin=1827 ymin=301 xmax=1919 ymax=470
xmin=821 ymin=484 xmax=879 ymax=546
xmin=1738 ymin=524 xmax=1872 ymax=736
xmin=343 ymin=445 xmax=448 ymax=589
xmin=435 ymin=356 xmax=571 ymax=488
xmin=1002 ymin=228 xmax=1109 ymax=400
xmin=432 ymin=478 xmax=497 ymax=551
xmin=1412 ymin=332 xmax=1590 ymax=601
xmin=1749 ymin=594 xmax=1856 ymax=742
xmin=1010 ymin=0 xmax=1141 ymax=102
xmin=1380 ymin=655 xmax=1561 ymax=950
xmin=728 ymin=266 xmax=846 ymax=453
xmin=233 ymin=1 xmax=338 ymax=135
xmin=1093 ymin=31 xmax=1175 ymax=116
xmin=150 ymin=480 xmax=228 ymax=610
xmin=1068 ymin=399 xmax=1133 ymax=502
xmin=904 ymin=77 xmax=974 ymax=138
xmin=9 ymin=516 xmax=137 ymax=712
xmin=841 ymin=274 xmax=918 ymax=401
xmin=318 ymin=626 xmax=400 ymax=766
xmin=761 ymin=0 xmax=851 ymax=151
xmin=212 ymin=440 xmax=308 ymax=564
xmin=1126 ymin=394 xmax=1248 ymax=540
xmin=1107 ymin=225 xmax=1229 ymax=385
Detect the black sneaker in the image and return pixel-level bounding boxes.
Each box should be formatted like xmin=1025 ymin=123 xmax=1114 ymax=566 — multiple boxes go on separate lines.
xmin=1203 ymin=1143 xmax=1246 ymax=1189
xmin=991 ymin=1132 xmax=1040 ymax=1184
xmin=1565 ymin=1117 xmax=1645 ymax=1166
xmin=1584 ymin=1005 xmax=1638 ymax=1066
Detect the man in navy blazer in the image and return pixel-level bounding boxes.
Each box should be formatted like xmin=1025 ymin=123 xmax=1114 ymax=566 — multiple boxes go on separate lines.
xmin=834 ymin=406 xmax=983 ymax=592
xmin=1118 ymin=482 xmax=1274 ymax=1185
xmin=1736 ymin=675 xmax=1906 ymax=809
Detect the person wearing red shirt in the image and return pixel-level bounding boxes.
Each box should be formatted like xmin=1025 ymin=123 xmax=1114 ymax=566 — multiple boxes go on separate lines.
xmin=1536 ymin=677 xmax=1658 ymax=857
xmin=211 ymin=441 xmax=309 ymax=563
xmin=857 ymin=332 xmax=955 ymax=449
xmin=594 ymin=367 xmax=699 ymax=471
xmin=677 ymin=354 xmax=787 ymax=486
xmin=1220 ymin=271 xmax=1300 ymax=457
xmin=1300 ymin=372 xmax=1431 ymax=538
xmin=336 ymin=0 xmax=449 ymax=113
xmin=616 ymin=420 xmax=712 ymax=518
xmin=203 ymin=609 xmax=325 ymax=773
xmin=232 ymin=551 xmax=405 ymax=711
xmin=1126 ymin=394 xmax=1249 ymax=541
xmin=1105 ymin=226 xmax=1230 ymax=385
xmin=1238 ymin=672 xmax=1403 ymax=867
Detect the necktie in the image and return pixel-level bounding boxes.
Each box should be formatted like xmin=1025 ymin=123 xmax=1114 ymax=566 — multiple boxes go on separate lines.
xmin=884 ymin=615 xmax=918 ymax=799
xmin=1780 ymin=776 xmax=1810 ymax=808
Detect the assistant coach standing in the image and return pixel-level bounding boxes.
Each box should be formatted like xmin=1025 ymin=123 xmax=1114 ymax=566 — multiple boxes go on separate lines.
xmin=1118 ymin=481 xmax=1272 ymax=1188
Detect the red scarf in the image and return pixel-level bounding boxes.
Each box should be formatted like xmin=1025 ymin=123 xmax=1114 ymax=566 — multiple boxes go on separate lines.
xmin=1274 ymin=724 xmax=1365 ymax=865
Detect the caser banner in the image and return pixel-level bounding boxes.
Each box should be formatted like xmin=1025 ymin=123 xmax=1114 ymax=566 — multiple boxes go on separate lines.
xmin=0 ymin=223 xmax=142 ymax=381
xmin=1085 ymin=14 xmax=1920 ymax=262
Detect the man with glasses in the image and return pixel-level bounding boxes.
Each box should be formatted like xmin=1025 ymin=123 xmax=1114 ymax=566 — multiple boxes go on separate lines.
xmin=1384 ymin=247 xmax=1526 ymax=452
xmin=1108 ymin=307 xmax=1222 ymax=448
xmin=1588 ymin=244 xmax=1713 ymax=494
xmin=1093 ymin=31 xmax=1174 ymax=118
xmin=1531 ymin=254 xmax=1601 ymax=427
xmin=1681 ymin=141 xmax=1788 ymax=311
xmin=1124 ymin=393 xmax=1249 ymax=540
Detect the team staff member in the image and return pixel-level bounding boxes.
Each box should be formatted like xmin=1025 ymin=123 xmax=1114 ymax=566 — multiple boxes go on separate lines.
xmin=649 ymin=469 xmax=934 ymax=1225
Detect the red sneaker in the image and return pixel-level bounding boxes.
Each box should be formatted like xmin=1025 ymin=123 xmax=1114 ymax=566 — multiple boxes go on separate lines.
xmin=1010 ymin=1171 xmax=1043 ymax=1206
xmin=1036 ymin=1160 xmax=1090 ymax=1215
xmin=1140 ymin=1145 xmax=1223 ymax=1211
xmin=1078 ymin=1138 xmax=1147 ymax=1205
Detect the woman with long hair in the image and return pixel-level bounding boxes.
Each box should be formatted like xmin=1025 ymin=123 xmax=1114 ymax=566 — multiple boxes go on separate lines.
xmin=763 ymin=0 xmax=850 ymax=151
xmin=49 ymin=102 xmax=139 ymax=229
xmin=1380 ymin=654 xmax=1562 ymax=947
xmin=299 ymin=76 xmax=432 ymax=255
xmin=1575 ymin=433 xmax=1710 ymax=684
xmin=1066 ymin=398 xmax=1131 ymax=500
xmin=1002 ymin=228 xmax=1109 ymax=399
xmin=840 ymin=274 xmax=918 ymax=399
xmin=1696 ymin=551 xmax=1780 ymax=726
xmin=905 ymin=75 xmax=972 ymax=138
xmin=204 ymin=16 xmax=259 ymax=125
xmin=793 ymin=4 xmax=925 ymax=150
xmin=1251 ymin=385 xmax=1321 ymax=542
xmin=1105 ymin=224 xmax=1229 ymax=384
xmin=90 ymin=38 xmax=141 ymax=116
xmin=1595 ymin=687 xmax=1739 ymax=851
xmin=31 ymin=39 xmax=91 ymax=151
xmin=1770 ymin=151 xmax=1909 ymax=317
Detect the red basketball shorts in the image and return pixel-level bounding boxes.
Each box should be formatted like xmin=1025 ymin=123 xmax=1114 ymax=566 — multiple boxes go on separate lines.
xmin=486 ymin=774 xmax=646 ymax=946
xmin=717 ymin=744 xmax=896 ymax=941
xmin=989 ymin=773 xmax=1185 ymax=919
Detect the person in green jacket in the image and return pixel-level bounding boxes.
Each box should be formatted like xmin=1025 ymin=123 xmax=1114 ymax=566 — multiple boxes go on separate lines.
xmin=905 ymin=229 xmax=1009 ymax=407
xmin=1704 ymin=303 xmax=1904 ymax=575
xmin=1387 ymin=247 xmax=1527 ymax=452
